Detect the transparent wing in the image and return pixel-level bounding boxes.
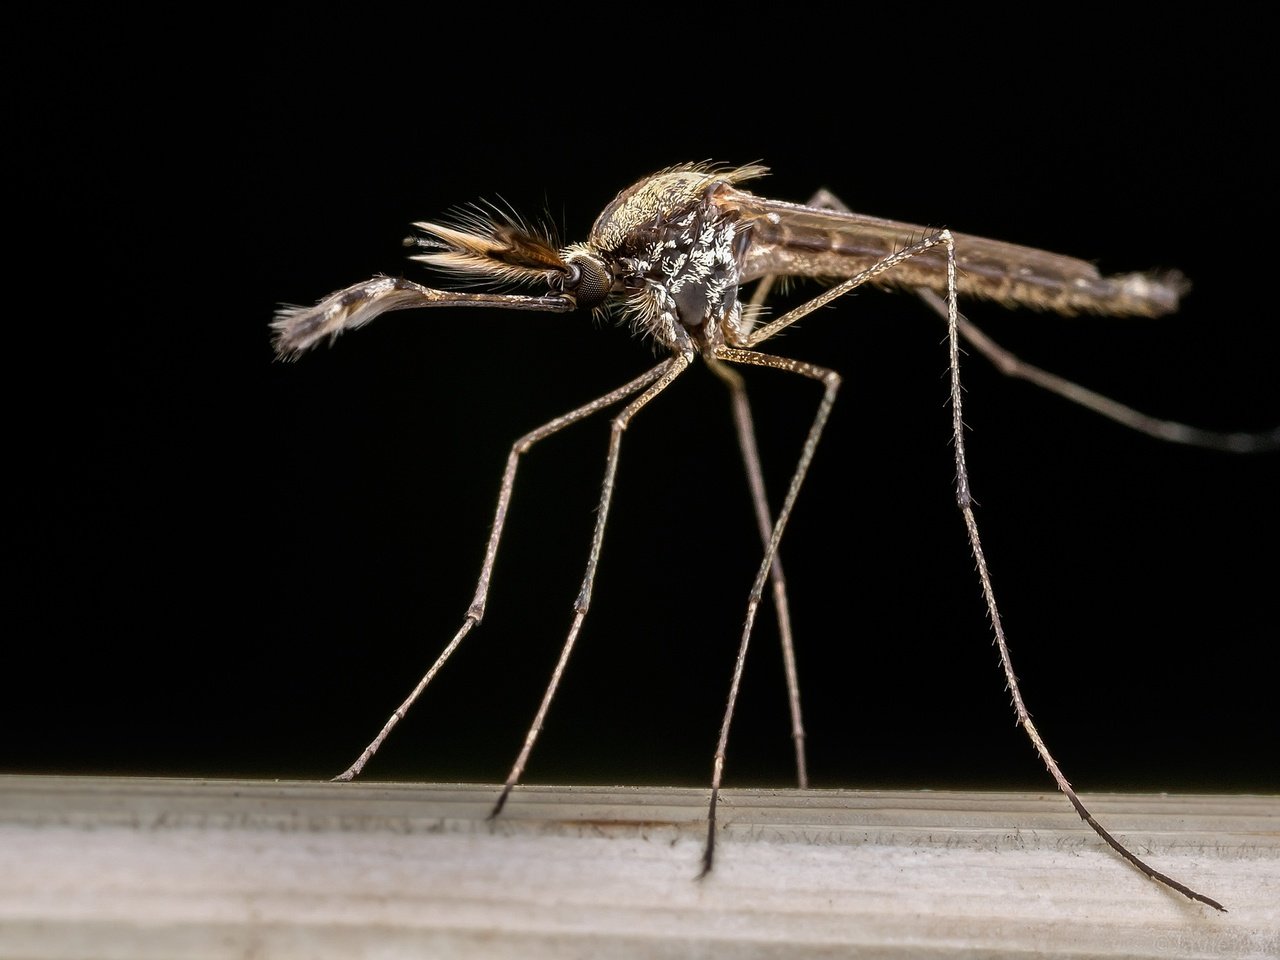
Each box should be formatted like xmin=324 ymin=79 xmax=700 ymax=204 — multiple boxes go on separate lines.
xmin=719 ymin=187 xmax=1187 ymax=318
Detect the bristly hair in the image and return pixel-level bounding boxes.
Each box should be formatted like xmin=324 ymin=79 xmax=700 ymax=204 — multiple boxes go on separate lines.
xmin=406 ymin=199 xmax=568 ymax=288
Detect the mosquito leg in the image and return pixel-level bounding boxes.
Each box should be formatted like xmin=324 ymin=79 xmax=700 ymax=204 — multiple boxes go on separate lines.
xmin=489 ymin=350 xmax=695 ymax=818
xmin=747 ymin=221 xmax=1227 ymax=905
xmin=700 ymin=347 xmax=841 ymax=876
xmin=934 ymin=238 xmax=1227 ymax=911
xmin=915 ymin=287 xmax=1279 ymax=453
xmin=711 ymin=217 xmax=863 ymax=791
xmin=698 ymin=229 xmax=955 ymax=874
xmin=333 ymin=360 xmax=674 ymax=782
xmin=707 ymin=357 xmax=809 ymax=789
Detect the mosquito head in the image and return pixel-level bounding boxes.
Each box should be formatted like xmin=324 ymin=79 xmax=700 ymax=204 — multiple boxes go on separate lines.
xmin=555 ymin=249 xmax=613 ymax=310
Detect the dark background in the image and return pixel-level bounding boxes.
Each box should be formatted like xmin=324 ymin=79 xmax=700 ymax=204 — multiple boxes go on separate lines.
xmin=10 ymin=19 xmax=1277 ymax=799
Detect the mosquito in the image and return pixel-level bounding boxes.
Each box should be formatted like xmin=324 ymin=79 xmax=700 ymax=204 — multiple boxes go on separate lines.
xmin=273 ymin=162 xmax=1268 ymax=911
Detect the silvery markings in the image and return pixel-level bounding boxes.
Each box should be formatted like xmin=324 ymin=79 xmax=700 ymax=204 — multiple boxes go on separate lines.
xmin=276 ymin=163 xmax=1269 ymax=911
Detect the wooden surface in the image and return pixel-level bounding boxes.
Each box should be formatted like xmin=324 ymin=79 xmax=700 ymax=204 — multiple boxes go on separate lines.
xmin=0 ymin=775 xmax=1276 ymax=958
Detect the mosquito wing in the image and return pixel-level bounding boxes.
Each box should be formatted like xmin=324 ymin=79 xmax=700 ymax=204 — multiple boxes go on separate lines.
xmin=719 ymin=186 xmax=1187 ymax=319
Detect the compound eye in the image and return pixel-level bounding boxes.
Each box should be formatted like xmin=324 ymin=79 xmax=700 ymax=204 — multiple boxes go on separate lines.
xmin=563 ymin=254 xmax=612 ymax=309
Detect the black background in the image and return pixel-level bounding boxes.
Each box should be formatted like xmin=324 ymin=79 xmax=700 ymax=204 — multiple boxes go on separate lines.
xmin=10 ymin=18 xmax=1277 ymax=799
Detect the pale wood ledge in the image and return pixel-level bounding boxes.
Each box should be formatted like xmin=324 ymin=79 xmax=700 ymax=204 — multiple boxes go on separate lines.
xmin=0 ymin=776 xmax=1276 ymax=959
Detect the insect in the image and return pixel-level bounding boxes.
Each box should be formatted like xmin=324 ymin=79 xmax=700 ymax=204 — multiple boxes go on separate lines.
xmin=274 ymin=162 xmax=1261 ymax=911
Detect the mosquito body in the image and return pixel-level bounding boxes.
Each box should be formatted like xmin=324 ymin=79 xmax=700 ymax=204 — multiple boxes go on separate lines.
xmin=274 ymin=163 xmax=1185 ymax=363
xmin=274 ymin=162 xmax=1230 ymax=910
